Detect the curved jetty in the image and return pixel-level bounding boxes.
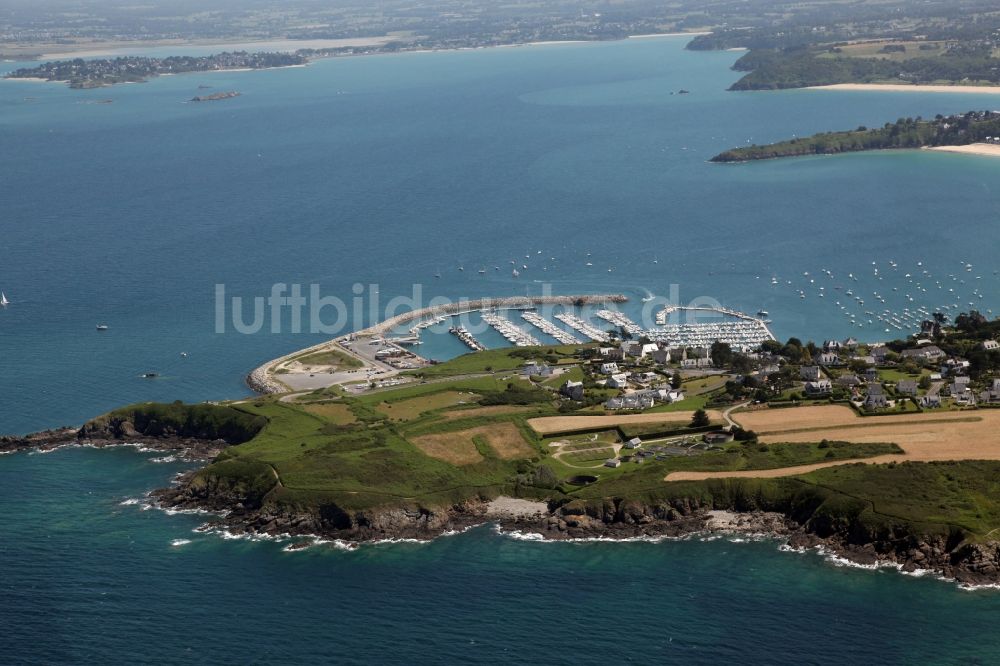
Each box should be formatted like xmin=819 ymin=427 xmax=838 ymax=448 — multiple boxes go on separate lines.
xmin=248 ymin=293 xmax=626 ymax=394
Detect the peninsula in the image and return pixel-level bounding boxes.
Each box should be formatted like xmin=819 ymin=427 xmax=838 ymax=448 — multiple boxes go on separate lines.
xmin=6 ymin=298 xmax=1000 ymax=585
xmin=711 ymin=111 xmax=1000 ymax=162
xmin=5 ymin=51 xmax=305 ymax=88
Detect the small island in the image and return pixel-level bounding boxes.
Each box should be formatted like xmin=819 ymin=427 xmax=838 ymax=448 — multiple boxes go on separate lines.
xmin=711 ymin=111 xmax=1000 ymax=162
xmin=191 ymin=91 xmax=240 ymax=102
xmin=4 ymin=51 xmax=304 ymax=88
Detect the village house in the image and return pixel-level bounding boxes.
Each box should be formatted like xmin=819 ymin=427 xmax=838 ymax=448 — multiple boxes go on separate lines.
xmin=805 ymin=379 xmax=832 ymax=396
xmin=920 ymin=394 xmax=941 ymax=409
xmin=864 ymin=384 xmax=888 ymax=409
xmin=600 ymin=347 xmax=625 ymax=361
xmin=836 ymin=374 xmax=863 ymax=388
xmin=607 ymin=373 xmax=630 ymax=389
xmin=901 ymin=345 xmax=945 ymax=363
xmin=872 ymin=346 xmax=892 ymax=364
xmin=624 ymin=437 xmax=643 ymax=449
xmin=823 ymin=339 xmax=842 ymax=351
xmin=638 ymin=343 xmax=659 ymax=358
xmin=521 ymin=362 xmax=552 ymax=378
xmin=604 ymin=392 xmax=654 ymax=410
xmin=896 ymin=379 xmax=918 ymax=396
xmin=604 ymin=458 xmax=621 ymax=468
xmin=651 ymin=348 xmax=672 ymax=366
xmin=980 ymin=340 xmax=1000 ymax=351
xmin=816 ymin=352 xmax=841 ymax=366
xmin=653 ymin=388 xmax=685 ymax=403
xmin=800 ymin=365 xmax=821 ymax=381
xmin=952 ymin=376 xmax=975 ymax=405
xmin=681 ymin=357 xmax=713 ymax=369
xmin=600 ymin=362 xmax=620 ymax=375
xmin=622 ymin=342 xmax=642 ymax=357
xmin=560 ymin=380 xmax=584 ymax=401
xmin=980 ymin=379 xmax=1000 ymax=404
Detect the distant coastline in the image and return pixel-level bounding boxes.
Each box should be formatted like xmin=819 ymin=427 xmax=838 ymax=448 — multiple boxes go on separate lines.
xmin=0 ymin=31 xmax=705 ymax=64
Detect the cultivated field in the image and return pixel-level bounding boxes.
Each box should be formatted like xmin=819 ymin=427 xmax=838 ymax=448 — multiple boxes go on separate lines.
xmin=528 ymin=411 xmax=720 ymax=435
xmin=410 ymin=423 xmax=535 ymax=465
xmin=410 ymin=431 xmax=484 ymax=466
xmin=479 ymin=422 xmax=536 ymax=459
xmin=666 ymin=405 xmax=1000 ymax=481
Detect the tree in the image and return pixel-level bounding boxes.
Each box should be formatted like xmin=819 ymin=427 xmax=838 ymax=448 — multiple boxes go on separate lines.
xmin=671 ymin=370 xmax=683 ymax=390
xmin=690 ymin=409 xmax=710 ymax=428
xmin=711 ymin=341 xmax=733 ymax=368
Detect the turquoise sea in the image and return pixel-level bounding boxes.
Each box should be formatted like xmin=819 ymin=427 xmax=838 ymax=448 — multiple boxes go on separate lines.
xmin=3 ymin=36 xmax=1000 ymax=662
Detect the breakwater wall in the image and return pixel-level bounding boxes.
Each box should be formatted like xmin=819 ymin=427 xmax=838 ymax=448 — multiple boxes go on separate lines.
xmin=247 ymin=294 xmax=628 ymax=395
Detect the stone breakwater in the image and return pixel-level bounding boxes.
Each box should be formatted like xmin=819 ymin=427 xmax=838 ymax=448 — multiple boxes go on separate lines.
xmin=246 ymin=293 xmax=628 ymax=395
xmin=360 ymin=294 xmax=627 ymax=336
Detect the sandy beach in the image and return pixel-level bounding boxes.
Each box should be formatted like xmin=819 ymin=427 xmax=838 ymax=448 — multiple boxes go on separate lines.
xmin=808 ymin=83 xmax=1000 ymax=94
xmin=927 ymin=143 xmax=1000 ymax=157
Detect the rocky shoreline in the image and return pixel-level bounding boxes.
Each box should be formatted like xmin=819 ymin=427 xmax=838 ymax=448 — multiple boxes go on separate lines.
xmin=150 ymin=476 xmax=1000 ymax=586
xmin=0 ymin=427 xmax=229 ymax=461
xmin=8 ymin=424 xmax=1000 ymax=587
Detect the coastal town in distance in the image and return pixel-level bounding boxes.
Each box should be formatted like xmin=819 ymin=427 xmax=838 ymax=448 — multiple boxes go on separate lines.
xmin=7 ymin=0 xmax=1000 ymax=663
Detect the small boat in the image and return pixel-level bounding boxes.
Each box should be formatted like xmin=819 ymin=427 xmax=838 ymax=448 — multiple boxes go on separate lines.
xmin=512 ymin=269 xmax=520 ymax=278
xmin=458 ymin=265 xmax=464 ymax=272
xmin=756 ymin=310 xmax=769 ymax=318
xmin=141 ymin=372 xmax=158 ymax=378
xmin=434 ymin=269 xmax=441 ymax=279
xmin=478 ymin=267 xmax=486 ymax=274
xmin=0 ymin=291 xmax=8 ymax=307
xmin=96 ymin=324 xmax=109 ymax=331
xmin=641 ymin=295 xmax=655 ymax=303
xmin=180 ymin=352 xmax=188 ymax=357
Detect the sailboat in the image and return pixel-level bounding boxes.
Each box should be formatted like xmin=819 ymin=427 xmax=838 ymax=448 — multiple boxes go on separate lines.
xmin=0 ymin=291 xmax=8 ymax=307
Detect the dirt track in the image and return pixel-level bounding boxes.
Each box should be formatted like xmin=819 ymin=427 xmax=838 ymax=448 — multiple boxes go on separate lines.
xmin=527 ymin=411 xmax=722 ymax=435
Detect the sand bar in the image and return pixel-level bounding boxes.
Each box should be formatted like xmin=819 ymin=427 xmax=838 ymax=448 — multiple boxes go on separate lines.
xmin=927 ymin=144 xmax=1000 ymax=158
xmin=808 ymin=83 xmax=1000 ymax=94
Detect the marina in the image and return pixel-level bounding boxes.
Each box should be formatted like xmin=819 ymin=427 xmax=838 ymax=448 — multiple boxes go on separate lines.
xmin=656 ymin=305 xmax=768 ymax=326
xmin=481 ymin=311 xmax=541 ymax=347
xmin=554 ymin=312 xmax=611 ymax=343
xmin=520 ymin=311 xmax=582 ymax=344
xmin=449 ymin=325 xmax=487 ymax=351
xmin=594 ymin=309 xmax=643 ymax=337
xmin=644 ymin=319 xmax=775 ymax=352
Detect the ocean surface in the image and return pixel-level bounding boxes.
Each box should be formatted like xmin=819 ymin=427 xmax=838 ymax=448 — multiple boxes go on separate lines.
xmin=3 ymin=36 xmax=1000 ymax=663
